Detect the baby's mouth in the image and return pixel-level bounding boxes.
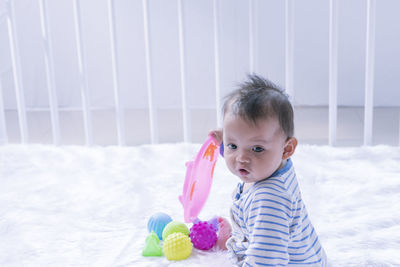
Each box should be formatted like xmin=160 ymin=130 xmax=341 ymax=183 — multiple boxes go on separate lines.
xmin=238 ymin=168 xmax=249 ymax=176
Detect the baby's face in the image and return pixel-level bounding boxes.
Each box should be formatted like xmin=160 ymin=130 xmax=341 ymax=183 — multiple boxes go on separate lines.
xmin=223 ymin=112 xmax=288 ymax=184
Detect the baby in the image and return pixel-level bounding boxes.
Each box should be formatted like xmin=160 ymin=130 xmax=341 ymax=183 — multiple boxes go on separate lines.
xmin=211 ymin=74 xmax=327 ymax=266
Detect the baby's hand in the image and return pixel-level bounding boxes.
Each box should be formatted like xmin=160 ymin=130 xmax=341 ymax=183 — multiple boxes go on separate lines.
xmin=216 ymin=216 xmax=232 ymax=250
xmin=209 ymin=129 xmax=223 ymax=145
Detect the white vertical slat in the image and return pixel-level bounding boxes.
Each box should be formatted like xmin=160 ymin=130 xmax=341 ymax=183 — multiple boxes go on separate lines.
xmin=213 ymin=0 xmax=222 ymax=127
xmin=38 ymin=0 xmax=60 ymax=145
xmin=0 ymin=78 xmax=8 ymax=144
xmin=142 ymin=0 xmax=158 ymax=144
xmin=249 ymin=0 xmax=255 ymax=74
xmin=72 ymin=0 xmax=93 ymax=146
xmin=107 ymin=0 xmax=125 ymax=146
xmin=6 ymin=0 xmax=28 ymax=143
xmin=328 ymin=0 xmax=338 ymax=146
xmin=285 ymin=0 xmax=294 ymax=98
xmin=177 ymin=0 xmax=190 ymax=142
xmin=364 ymin=0 xmax=376 ymax=146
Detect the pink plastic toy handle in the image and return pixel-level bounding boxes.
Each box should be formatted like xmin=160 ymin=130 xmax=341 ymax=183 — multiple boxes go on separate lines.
xmin=179 ymin=136 xmax=220 ymax=223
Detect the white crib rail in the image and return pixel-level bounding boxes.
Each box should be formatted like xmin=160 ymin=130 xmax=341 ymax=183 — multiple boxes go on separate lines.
xmin=328 ymin=0 xmax=338 ymax=146
xmin=142 ymin=0 xmax=158 ymax=144
xmin=177 ymin=0 xmax=190 ymax=143
xmin=285 ymin=0 xmax=295 ymax=99
xmin=213 ymin=0 xmax=222 ymax=129
xmin=5 ymin=0 xmax=28 ymax=144
xmin=363 ymin=0 xmax=376 ymax=146
xmin=0 ymin=0 xmax=398 ymax=146
xmin=72 ymin=0 xmax=93 ymax=146
xmin=248 ymin=0 xmax=256 ymax=74
xmin=0 ymin=77 xmax=7 ymax=144
xmin=38 ymin=0 xmax=60 ymax=145
xmin=107 ymin=0 xmax=126 ymax=146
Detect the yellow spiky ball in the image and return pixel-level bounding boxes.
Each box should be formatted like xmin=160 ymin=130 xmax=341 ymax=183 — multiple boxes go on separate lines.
xmin=163 ymin=232 xmax=193 ymax=261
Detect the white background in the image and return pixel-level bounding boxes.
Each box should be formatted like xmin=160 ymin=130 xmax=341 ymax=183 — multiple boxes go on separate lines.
xmin=1 ymin=0 xmax=399 ymax=110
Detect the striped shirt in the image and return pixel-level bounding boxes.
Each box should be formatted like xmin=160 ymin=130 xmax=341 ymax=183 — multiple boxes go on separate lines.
xmin=226 ymin=159 xmax=327 ymax=266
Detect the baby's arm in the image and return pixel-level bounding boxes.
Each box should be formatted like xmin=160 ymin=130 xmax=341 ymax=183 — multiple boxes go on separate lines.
xmin=242 ymin=188 xmax=291 ymax=266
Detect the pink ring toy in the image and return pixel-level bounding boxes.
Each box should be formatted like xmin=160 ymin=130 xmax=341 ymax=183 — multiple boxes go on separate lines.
xmin=179 ymin=136 xmax=220 ymax=223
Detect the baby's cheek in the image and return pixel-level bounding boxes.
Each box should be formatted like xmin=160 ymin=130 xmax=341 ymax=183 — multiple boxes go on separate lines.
xmin=224 ymin=157 xmax=235 ymax=171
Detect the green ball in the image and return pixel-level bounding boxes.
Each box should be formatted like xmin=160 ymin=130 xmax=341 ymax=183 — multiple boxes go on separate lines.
xmin=162 ymin=221 xmax=190 ymax=240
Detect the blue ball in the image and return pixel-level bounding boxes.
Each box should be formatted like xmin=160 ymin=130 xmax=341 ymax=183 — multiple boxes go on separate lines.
xmin=147 ymin=212 xmax=172 ymax=240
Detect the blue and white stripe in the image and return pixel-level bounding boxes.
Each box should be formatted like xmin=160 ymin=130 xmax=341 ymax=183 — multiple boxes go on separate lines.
xmin=226 ymin=159 xmax=327 ymax=266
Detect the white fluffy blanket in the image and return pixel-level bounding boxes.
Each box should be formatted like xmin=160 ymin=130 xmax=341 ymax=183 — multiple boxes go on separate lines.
xmin=1 ymin=144 xmax=399 ymax=266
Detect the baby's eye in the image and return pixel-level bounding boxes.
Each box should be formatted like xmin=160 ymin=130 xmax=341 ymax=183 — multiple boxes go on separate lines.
xmin=252 ymin=146 xmax=264 ymax=153
xmin=227 ymin=143 xmax=237 ymax=150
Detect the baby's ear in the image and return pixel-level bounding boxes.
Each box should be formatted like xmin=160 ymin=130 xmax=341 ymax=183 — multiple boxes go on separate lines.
xmin=282 ymin=137 xmax=297 ymax=160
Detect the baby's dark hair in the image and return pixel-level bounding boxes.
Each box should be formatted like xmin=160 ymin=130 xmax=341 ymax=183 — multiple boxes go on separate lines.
xmin=223 ymin=74 xmax=294 ymax=138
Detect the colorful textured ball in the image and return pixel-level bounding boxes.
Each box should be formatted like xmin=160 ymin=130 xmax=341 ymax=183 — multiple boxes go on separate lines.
xmin=189 ymin=220 xmax=217 ymax=250
xmin=147 ymin=212 xmax=172 ymax=240
xmin=162 ymin=221 xmax=190 ymax=240
xmin=163 ymin=232 xmax=193 ymax=261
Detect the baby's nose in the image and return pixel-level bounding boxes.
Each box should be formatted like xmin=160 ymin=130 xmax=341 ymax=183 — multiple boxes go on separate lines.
xmin=236 ymin=152 xmax=250 ymax=163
